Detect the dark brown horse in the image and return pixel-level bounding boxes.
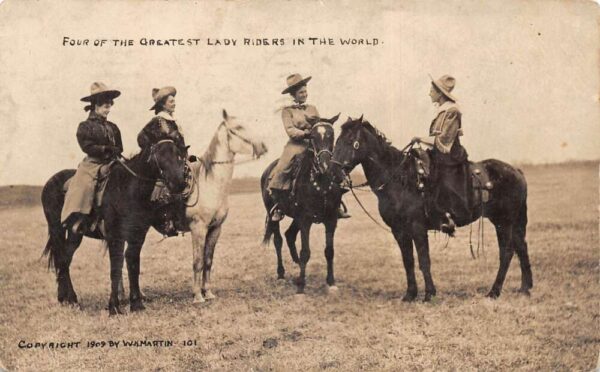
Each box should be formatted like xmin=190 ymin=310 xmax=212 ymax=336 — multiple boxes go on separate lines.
xmin=260 ymin=114 xmax=345 ymax=294
xmin=42 ymin=139 xmax=187 ymax=315
xmin=332 ymin=117 xmax=531 ymax=301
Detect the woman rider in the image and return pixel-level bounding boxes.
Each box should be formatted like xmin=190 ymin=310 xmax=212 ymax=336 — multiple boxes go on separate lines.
xmin=138 ymin=86 xmax=186 ymax=154
xmin=138 ymin=86 xmax=188 ymax=236
xmin=61 ymin=82 xmax=123 ymax=234
xmin=268 ymin=74 xmax=350 ymax=221
xmin=413 ymin=75 xmax=470 ymax=236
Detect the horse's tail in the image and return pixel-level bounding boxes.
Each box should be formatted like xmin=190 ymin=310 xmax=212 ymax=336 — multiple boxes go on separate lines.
xmin=41 ymin=170 xmax=74 ymax=271
xmin=261 ymin=216 xmax=275 ymax=248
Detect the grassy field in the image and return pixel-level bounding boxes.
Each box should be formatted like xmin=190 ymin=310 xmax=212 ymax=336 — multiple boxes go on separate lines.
xmin=0 ymin=162 xmax=598 ymax=371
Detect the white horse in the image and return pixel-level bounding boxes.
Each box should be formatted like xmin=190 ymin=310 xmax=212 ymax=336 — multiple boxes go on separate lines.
xmin=183 ymin=110 xmax=267 ymax=303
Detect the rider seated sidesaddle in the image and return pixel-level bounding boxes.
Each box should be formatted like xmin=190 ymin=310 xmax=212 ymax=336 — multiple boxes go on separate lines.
xmin=267 ymin=150 xmax=308 ymax=207
xmin=411 ymin=148 xmax=493 ymax=206
xmin=62 ymin=161 xmax=115 ymax=237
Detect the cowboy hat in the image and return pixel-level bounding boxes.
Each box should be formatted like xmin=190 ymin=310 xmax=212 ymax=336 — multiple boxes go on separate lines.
xmin=429 ymin=74 xmax=457 ymax=102
xmin=149 ymin=86 xmax=177 ymax=111
xmin=281 ymin=74 xmax=312 ymax=95
xmin=80 ymin=82 xmax=121 ymax=102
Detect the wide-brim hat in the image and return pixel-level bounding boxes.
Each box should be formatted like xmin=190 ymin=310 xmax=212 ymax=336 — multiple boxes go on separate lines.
xmin=281 ymin=74 xmax=312 ymax=95
xmin=80 ymin=82 xmax=121 ymax=102
xmin=429 ymin=74 xmax=457 ymax=102
xmin=150 ymin=86 xmax=177 ymax=110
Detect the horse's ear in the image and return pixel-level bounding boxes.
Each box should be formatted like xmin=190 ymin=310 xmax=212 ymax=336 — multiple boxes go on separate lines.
xmin=222 ymin=109 xmax=229 ymax=121
xmin=358 ymin=114 xmax=364 ymax=122
xmin=327 ymin=112 xmax=341 ymax=125
xmin=305 ymin=115 xmax=320 ymax=125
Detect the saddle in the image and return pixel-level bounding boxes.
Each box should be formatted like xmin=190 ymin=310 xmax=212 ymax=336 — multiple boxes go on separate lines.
xmin=411 ymin=149 xmax=493 ymax=204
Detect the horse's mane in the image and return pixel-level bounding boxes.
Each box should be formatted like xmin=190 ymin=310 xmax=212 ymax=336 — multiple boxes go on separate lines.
xmin=199 ymin=122 xmax=224 ymax=176
xmin=342 ymin=119 xmax=405 ymax=166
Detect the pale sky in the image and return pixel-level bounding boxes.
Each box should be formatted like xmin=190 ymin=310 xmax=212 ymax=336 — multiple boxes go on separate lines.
xmin=0 ymin=0 xmax=598 ymax=185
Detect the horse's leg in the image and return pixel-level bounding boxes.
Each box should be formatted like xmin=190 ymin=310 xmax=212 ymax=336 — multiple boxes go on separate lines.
xmin=118 ymin=274 xmax=126 ymax=303
xmin=190 ymin=220 xmax=208 ymax=303
xmin=411 ymin=222 xmax=436 ymax=301
xmin=324 ymin=218 xmax=338 ymax=289
xmin=392 ymin=228 xmax=418 ymax=302
xmin=125 ymin=229 xmax=149 ymax=312
xmin=513 ymin=203 xmax=533 ymax=295
xmin=296 ymin=219 xmax=312 ymax=294
xmin=284 ymin=219 xmax=300 ymax=264
xmin=513 ymin=227 xmax=532 ymax=295
xmin=488 ymin=222 xmax=514 ymax=298
xmin=107 ymin=238 xmax=125 ymax=315
xmin=201 ymin=224 xmax=222 ymax=300
xmin=270 ymin=221 xmax=285 ymax=279
xmin=58 ymin=231 xmax=83 ymax=305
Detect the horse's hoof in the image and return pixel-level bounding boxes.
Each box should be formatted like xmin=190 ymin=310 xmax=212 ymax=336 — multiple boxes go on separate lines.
xmin=108 ymin=305 xmax=124 ymax=316
xmin=402 ymin=293 xmax=417 ymax=302
xmin=193 ymin=295 xmax=206 ymax=304
xmin=130 ymin=300 xmax=146 ymax=312
xmin=518 ymin=288 xmax=531 ymax=297
xmin=424 ymin=294 xmax=439 ymax=303
xmin=327 ymin=285 xmax=339 ymax=294
xmin=486 ymin=290 xmax=500 ymax=299
xmin=277 ymin=273 xmax=285 ymax=280
xmin=203 ymin=290 xmax=216 ymax=300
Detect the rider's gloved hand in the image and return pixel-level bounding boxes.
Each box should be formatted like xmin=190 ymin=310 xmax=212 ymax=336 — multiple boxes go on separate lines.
xmin=303 ymin=129 xmax=311 ymax=138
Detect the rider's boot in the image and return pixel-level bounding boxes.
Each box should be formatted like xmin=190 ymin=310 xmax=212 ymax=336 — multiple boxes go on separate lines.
xmin=440 ymin=212 xmax=456 ymax=237
xmin=269 ymin=189 xmax=285 ymax=222
xmin=337 ymin=201 xmax=351 ymax=219
xmin=69 ymin=213 xmax=88 ymax=235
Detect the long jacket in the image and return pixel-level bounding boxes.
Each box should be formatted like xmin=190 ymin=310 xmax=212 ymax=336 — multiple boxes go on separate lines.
xmin=282 ymin=103 xmax=320 ymax=142
xmin=267 ymin=103 xmax=320 ymax=190
xmin=137 ymin=112 xmax=186 ymax=152
xmin=429 ymin=101 xmax=467 ymax=165
xmin=76 ymin=111 xmax=123 ymax=162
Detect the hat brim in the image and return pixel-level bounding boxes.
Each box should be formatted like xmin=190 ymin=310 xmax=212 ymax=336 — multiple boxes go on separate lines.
xmin=281 ymin=76 xmax=312 ymax=95
xmin=149 ymin=88 xmax=177 ymax=110
xmin=429 ymin=77 xmax=456 ymax=102
xmin=80 ymin=90 xmax=121 ymax=102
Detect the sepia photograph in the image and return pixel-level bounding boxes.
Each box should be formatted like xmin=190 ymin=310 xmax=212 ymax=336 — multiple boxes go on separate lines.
xmin=0 ymin=0 xmax=598 ymax=370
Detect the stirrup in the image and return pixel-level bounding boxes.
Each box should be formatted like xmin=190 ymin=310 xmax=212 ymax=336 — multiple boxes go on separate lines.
xmin=269 ymin=205 xmax=284 ymax=222
xmin=70 ymin=217 xmax=86 ymax=235
xmin=440 ymin=213 xmax=456 ymax=237
xmin=337 ymin=207 xmax=351 ymax=219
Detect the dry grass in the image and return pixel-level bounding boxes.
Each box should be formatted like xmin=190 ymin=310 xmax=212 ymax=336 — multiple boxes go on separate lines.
xmin=0 ymin=162 xmax=598 ymax=371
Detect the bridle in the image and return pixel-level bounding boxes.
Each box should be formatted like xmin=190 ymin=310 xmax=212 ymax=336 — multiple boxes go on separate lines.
xmin=309 ymin=122 xmax=334 ymax=172
xmin=117 ymin=138 xmax=181 ymax=182
xmin=210 ymin=122 xmax=262 ymax=165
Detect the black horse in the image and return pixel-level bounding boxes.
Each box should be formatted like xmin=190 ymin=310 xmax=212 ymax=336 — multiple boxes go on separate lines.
xmin=260 ymin=114 xmax=345 ymax=294
xmin=332 ymin=117 xmax=532 ymax=301
xmin=42 ymin=139 xmax=187 ymax=314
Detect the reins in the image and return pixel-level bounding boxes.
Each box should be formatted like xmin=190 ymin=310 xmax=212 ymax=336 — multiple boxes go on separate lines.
xmin=117 ymin=139 xmax=177 ymax=182
xmin=345 ymin=174 xmax=392 ymax=233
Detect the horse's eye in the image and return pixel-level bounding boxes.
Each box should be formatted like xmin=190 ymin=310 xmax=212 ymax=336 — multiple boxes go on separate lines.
xmin=353 ymin=141 xmax=360 ymax=150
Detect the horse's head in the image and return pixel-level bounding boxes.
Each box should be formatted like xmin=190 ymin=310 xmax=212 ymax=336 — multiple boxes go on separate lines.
xmin=332 ymin=115 xmax=377 ymax=173
xmin=221 ymin=109 xmax=268 ymax=158
xmin=148 ymin=139 xmax=187 ymax=193
xmin=306 ymin=113 xmax=340 ymax=175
